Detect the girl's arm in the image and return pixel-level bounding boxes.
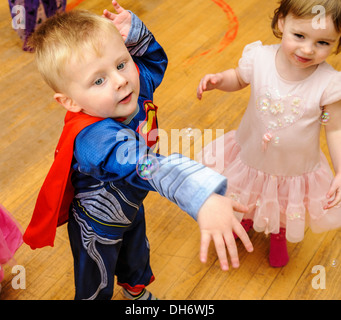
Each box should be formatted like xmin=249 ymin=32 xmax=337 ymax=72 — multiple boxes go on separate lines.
xmin=197 ymin=67 xmax=248 ymax=100
xmin=324 ymin=100 xmax=341 ymax=209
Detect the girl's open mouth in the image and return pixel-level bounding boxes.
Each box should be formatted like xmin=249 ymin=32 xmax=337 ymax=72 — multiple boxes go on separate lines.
xmin=295 ymin=55 xmax=311 ymax=63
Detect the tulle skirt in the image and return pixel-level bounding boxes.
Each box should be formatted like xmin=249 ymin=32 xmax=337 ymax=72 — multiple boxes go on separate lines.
xmin=198 ymin=131 xmax=341 ymax=243
xmin=0 ymin=205 xmax=23 ymax=282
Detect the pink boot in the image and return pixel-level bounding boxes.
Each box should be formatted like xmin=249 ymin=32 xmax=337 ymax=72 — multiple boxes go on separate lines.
xmin=269 ymin=227 xmax=289 ymax=267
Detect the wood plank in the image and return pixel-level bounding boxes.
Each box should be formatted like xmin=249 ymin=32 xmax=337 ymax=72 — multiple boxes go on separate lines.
xmin=0 ymin=0 xmax=340 ymax=300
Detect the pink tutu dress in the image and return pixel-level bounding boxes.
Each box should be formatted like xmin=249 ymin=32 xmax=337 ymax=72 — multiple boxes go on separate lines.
xmin=0 ymin=205 xmax=23 ymax=282
xmin=200 ymin=41 xmax=341 ymax=243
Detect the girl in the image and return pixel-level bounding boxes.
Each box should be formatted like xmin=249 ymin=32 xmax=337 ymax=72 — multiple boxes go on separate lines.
xmin=197 ymin=0 xmax=341 ymax=267
xmin=0 ymin=204 xmax=22 ymax=291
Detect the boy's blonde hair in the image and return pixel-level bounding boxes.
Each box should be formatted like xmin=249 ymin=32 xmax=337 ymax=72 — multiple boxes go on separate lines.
xmin=271 ymin=0 xmax=341 ymax=54
xmin=29 ymin=10 xmax=122 ymax=92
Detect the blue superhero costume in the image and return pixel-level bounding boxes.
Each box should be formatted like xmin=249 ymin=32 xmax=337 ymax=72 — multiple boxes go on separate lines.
xmin=25 ymin=12 xmax=227 ymax=300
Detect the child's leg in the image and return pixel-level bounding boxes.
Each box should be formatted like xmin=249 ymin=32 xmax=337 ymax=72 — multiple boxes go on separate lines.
xmin=269 ymin=227 xmax=289 ymax=267
xmin=122 ymin=287 xmax=157 ymax=300
xmin=68 ymin=210 xmax=122 ymax=300
xmin=115 ymin=205 xmax=155 ymax=295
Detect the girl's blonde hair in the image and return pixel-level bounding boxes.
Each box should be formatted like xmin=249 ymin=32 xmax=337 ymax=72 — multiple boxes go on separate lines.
xmin=29 ymin=10 xmax=122 ymax=92
xmin=271 ymin=0 xmax=341 ymax=54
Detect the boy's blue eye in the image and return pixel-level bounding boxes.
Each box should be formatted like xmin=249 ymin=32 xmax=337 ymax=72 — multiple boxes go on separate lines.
xmin=117 ymin=62 xmax=125 ymax=70
xmin=94 ymin=78 xmax=104 ymax=86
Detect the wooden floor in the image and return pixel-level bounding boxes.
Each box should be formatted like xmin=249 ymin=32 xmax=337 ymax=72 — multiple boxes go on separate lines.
xmin=1 ymin=0 xmax=340 ymax=300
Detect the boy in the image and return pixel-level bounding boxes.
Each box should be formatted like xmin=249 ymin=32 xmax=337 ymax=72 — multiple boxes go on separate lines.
xmin=24 ymin=1 xmax=253 ymax=300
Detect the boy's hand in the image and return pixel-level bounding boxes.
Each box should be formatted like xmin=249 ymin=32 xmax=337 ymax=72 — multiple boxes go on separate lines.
xmin=197 ymin=193 xmax=253 ymax=271
xmin=103 ymin=1 xmax=131 ymax=41
xmin=197 ymin=73 xmax=223 ymax=100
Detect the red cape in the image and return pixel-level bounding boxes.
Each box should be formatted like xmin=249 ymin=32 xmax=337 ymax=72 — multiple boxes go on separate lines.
xmin=23 ymin=111 xmax=104 ymax=249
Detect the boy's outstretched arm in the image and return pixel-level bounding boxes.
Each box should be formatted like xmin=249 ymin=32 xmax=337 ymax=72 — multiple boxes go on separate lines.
xmin=197 ymin=194 xmax=253 ymax=271
xmin=76 ymin=125 xmax=254 ymax=271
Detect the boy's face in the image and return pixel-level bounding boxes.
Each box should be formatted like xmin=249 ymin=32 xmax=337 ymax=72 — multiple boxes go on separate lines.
xmin=56 ymin=31 xmax=140 ymax=119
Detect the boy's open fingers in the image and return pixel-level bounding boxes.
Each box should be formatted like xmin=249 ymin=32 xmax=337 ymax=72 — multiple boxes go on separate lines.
xmin=224 ymin=233 xmax=240 ymax=268
xmin=103 ymin=9 xmax=116 ymax=20
xmin=233 ymin=221 xmax=254 ymax=253
xmin=213 ymin=234 xmax=229 ymax=271
xmin=199 ymin=232 xmax=211 ymax=264
xmin=200 ymin=232 xmax=229 ymax=271
xmin=231 ymin=200 xmax=249 ymax=213
xmin=112 ymin=0 xmax=125 ymax=13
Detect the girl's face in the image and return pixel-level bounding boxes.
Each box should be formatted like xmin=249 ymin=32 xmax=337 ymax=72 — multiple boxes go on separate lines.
xmin=278 ymin=13 xmax=340 ymax=71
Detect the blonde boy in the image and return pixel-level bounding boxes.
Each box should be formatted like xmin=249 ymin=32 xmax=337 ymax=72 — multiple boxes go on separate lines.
xmin=24 ymin=2 xmax=253 ymax=300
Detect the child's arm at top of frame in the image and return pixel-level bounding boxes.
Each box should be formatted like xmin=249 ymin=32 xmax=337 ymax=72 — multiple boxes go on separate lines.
xmin=103 ymin=1 xmax=131 ymax=41
xmin=103 ymin=1 xmax=167 ymax=94
xmin=197 ymin=67 xmax=248 ymax=100
xmin=324 ymin=99 xmax=341 ymax=209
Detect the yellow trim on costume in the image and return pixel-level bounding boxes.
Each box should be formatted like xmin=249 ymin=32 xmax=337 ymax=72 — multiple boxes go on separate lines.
xmin=76 ymin=200 xmax=129 ymax=228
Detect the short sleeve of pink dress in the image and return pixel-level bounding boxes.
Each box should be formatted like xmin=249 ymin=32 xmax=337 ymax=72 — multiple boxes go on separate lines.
xmin=320 ymin=72 xmax=341 ymax=106
xmin=199 ymin=41 xmax=341 ymax=243
xmin=237 ymin=40 xmax=262 ymax=84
